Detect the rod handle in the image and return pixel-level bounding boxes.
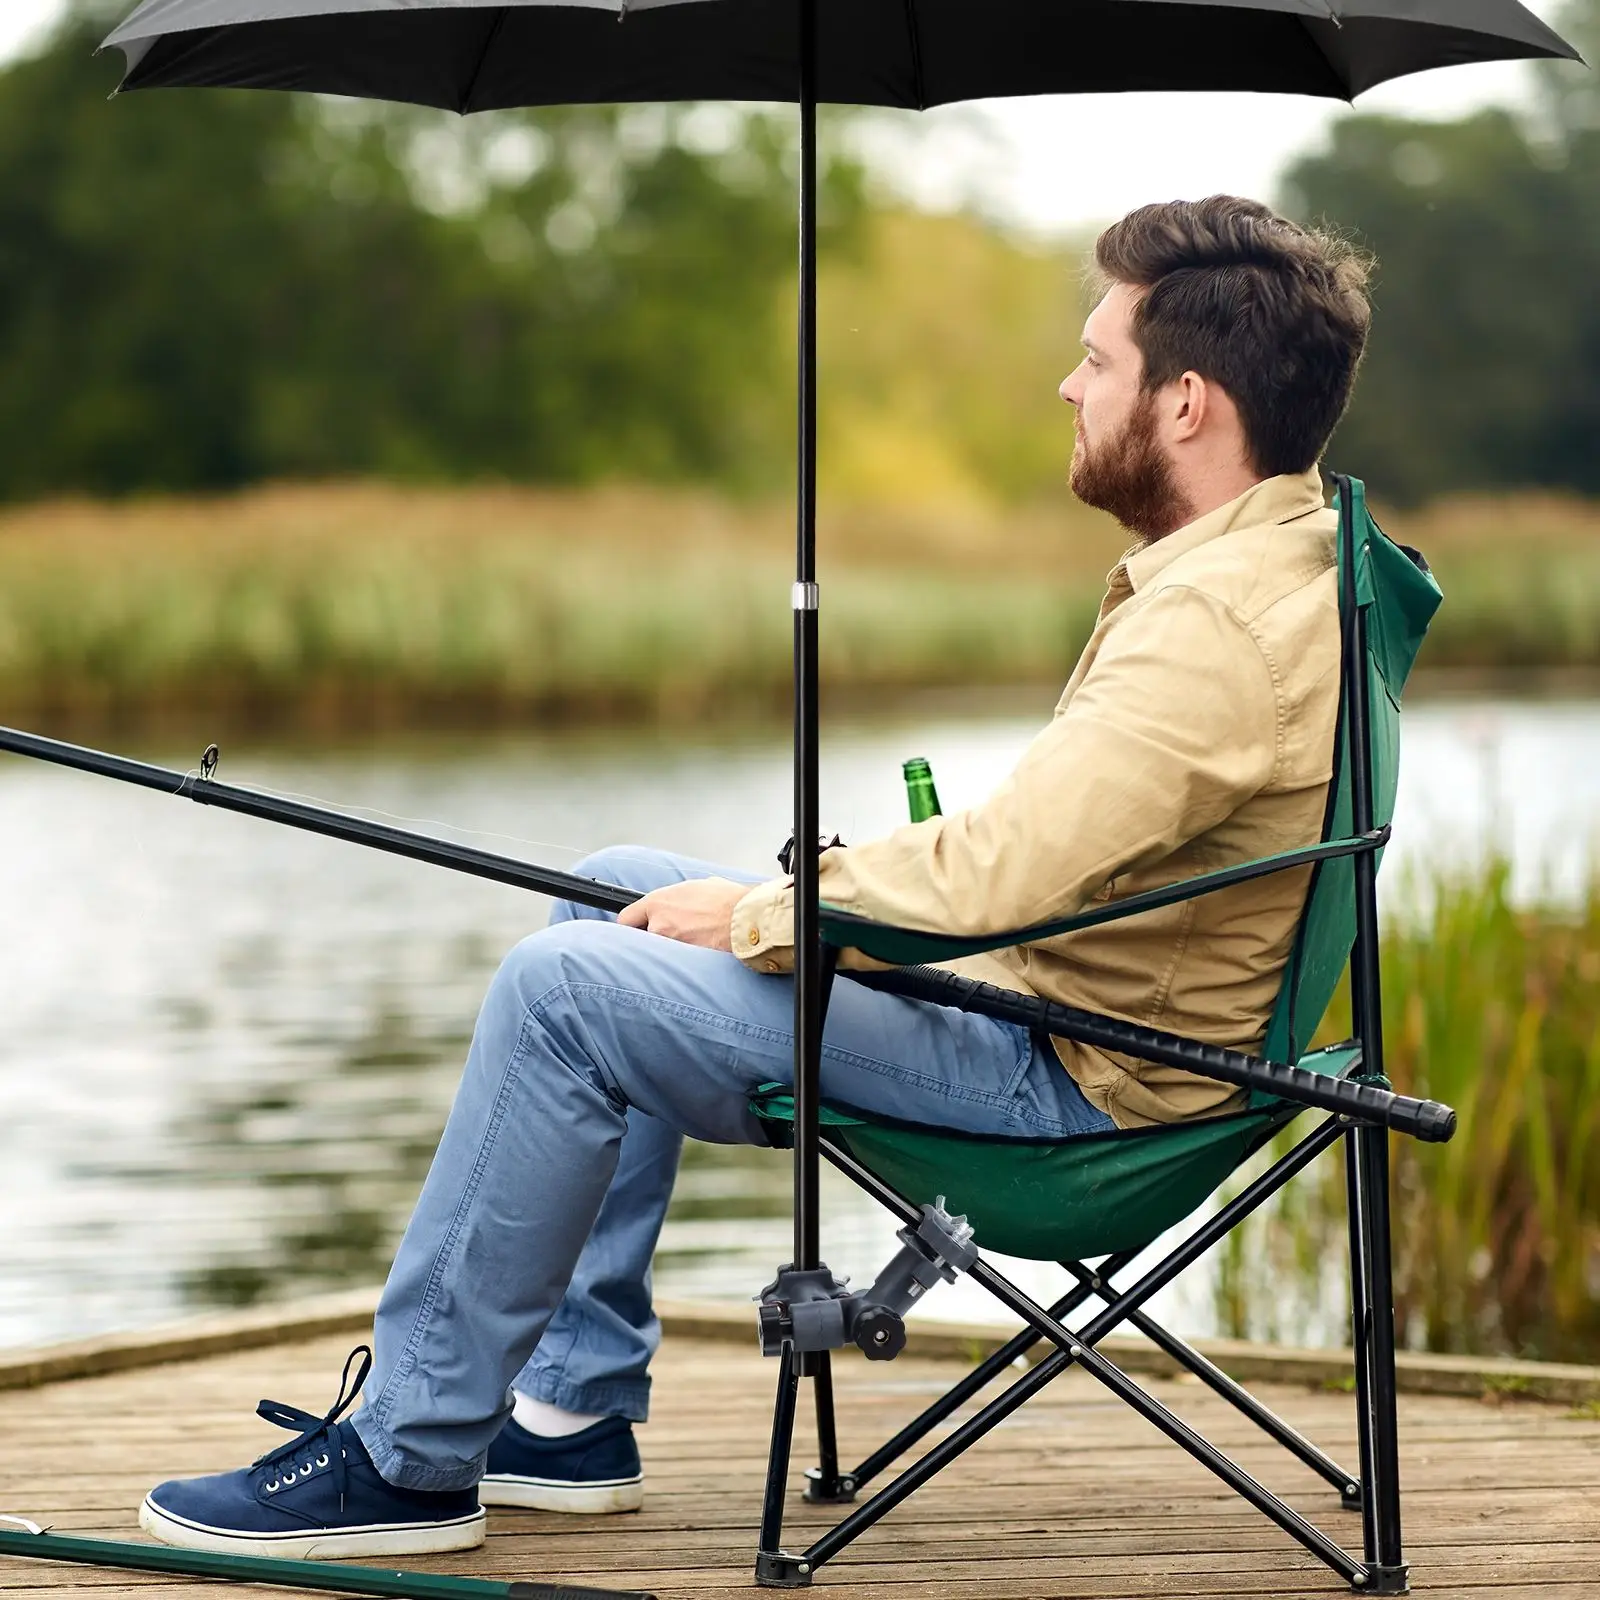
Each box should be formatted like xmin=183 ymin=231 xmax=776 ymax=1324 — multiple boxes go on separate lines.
xmin=852 ymin=966 xmax=1457 ymax=1143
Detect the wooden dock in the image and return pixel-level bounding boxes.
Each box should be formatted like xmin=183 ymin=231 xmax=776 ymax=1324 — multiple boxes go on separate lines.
xmin=2 ymin=1316 xmax=1598 ymax=1598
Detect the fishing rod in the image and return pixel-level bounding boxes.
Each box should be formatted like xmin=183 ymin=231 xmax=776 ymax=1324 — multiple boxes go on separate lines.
xmin=1 ymin=722 xmax=1456 ymax=1145
xmin=0 ymin=1519 xmax=653 ymax=1600
xmin=0 ymin=724 xmax=639 ymax=916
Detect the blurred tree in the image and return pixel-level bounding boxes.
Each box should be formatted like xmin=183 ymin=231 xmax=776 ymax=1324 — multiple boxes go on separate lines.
xmin=1280 ymin=0 xmax=1599 ymax=504
xmin=817 ymin=208 xmax=1083 ymax=508
xmin=0 ymin=4 xmax=864 ymax=499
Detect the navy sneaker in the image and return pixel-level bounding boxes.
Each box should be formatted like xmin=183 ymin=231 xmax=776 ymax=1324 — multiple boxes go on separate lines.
xmin=139 ymin=1347 xmax=485 ymax=1560
xmin=480 ymin=1415 xmax=643 ymax=1514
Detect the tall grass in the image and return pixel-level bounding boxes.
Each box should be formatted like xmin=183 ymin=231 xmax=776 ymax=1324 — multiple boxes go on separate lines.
xmin=1217 ymin=857 xmax=1600 ymax=1364
xmin=1391 ymin=495 xmax=1600 ymax=673
xmin=0 ymin=483 xmax=1113 ymax=728
xmin=0 ymin=480 xmax=1597 ymax=728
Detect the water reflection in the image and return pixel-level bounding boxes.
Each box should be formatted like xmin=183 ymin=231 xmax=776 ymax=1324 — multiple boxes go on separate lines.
xmin=2 ymin=697 xmax=1598 ymax=1350
xmin=173 ymin=1005 xmax=473 ymax=1308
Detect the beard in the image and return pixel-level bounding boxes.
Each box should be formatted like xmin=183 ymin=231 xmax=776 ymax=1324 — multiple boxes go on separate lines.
xmin=1070 ymin=390 xmax=1194 ymax=545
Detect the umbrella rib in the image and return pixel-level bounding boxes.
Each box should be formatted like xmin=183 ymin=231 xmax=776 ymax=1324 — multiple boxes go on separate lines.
xmin=901 ymin=0 xmax=927 ymax=110
xmin=1299 ymin=12 xmax=1356 ymax=103
xmin=459 ymin=7 xmax=510 ymax=115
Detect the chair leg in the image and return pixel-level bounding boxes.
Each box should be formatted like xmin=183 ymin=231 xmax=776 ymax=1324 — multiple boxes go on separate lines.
xmin=798 ymin=1256 xmax=1367 ymax=1589
xmin=1060 ymin=1260 xmax=1362 ymax=1507
xmin=803 ymin=1353 xmax=854 ymax=1502
xmin=755 ymin=1344 xmax=813 ymax=1588
xmin=1351 ymin=1122 xmax=1409 ymax=1594
xmin=1346 ymin=1129 xmax=1378 ymax=1541
xmin=836 ymin=1250 xmax=1142 ymax=1494
xmin=794 ymin=1125 xmax=1375 ymax=1587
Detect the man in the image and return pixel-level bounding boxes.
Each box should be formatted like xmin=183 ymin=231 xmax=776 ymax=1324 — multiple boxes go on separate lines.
xmin=140 ymin=195 xmax=1372 ymax=1558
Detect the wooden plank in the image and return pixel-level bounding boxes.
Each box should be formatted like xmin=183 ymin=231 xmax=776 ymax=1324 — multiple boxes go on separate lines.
xmin=7 ymin=1296 xmax=1599 ymax=1406
xmin=1 ymin=1329 xmax=1595 ymax=1600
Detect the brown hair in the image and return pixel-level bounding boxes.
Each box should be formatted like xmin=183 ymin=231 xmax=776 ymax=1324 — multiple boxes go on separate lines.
xmin=1093 ymin=197 xmax=1372 ymax=477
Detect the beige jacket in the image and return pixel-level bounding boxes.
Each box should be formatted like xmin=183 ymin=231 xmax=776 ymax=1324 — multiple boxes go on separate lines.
xmin=730 ymin=470 xmax=1341 ymax=1127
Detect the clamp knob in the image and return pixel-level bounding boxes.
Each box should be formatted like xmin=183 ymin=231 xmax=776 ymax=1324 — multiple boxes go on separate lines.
xmin=852 ymin=1304 xmax=906 ymax=1361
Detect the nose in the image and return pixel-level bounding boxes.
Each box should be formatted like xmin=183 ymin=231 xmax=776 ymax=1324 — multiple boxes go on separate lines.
xmin=1059 ymin=364 xmax=1084 ymax=406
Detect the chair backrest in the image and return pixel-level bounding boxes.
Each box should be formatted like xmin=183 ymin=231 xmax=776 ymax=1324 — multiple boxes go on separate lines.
xmin=1259 ymin=477 xmax=1443 ymax=1070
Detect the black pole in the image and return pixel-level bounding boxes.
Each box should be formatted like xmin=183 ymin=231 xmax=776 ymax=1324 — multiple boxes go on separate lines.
xmin=754 ymin=1345 xmax=805 ymax=1585
xmin=0 ymin=724 xmax=638 ymax=916
xmin=806 ymin=1351 xmax=844 ymax=1500
xmin=1334 ymin=475 xmax=1407 ymax=1592
xmin=1346 ymin=1129 xmax=1379 ymax=1547
xmin=1060 ymin=1260 xmax=1362 ymax=1503
xmin=791 ymin=0 xmax=821 ymax=1277
xmin=844 ymin=1252 xmax=1139 ymax=1491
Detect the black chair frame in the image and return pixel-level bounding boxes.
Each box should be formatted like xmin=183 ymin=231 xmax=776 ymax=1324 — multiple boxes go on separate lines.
xmin=751 ymin=477 xmax=1447 ymax=1595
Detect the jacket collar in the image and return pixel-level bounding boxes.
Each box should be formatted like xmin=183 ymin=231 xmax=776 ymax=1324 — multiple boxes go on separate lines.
xmin=1121 ymin=468 xmax=1326 ymax=594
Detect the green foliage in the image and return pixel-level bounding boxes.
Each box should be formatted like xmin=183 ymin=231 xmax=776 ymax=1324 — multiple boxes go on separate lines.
xmin=0 ymin=484 xmax=1597 ymax=726
xmin=1219 ymin=855 xmax=1600 ymax=1364
xmin=0 ymin=485 xmax=1098 ymax=726
xmin=1367 ymin=858 xmax=1600 ymax=1363
xmin=0 ymin=10 xmax=865 ymax=499
xmin=1280 ymin=0 xmax=1600 ymax=504
xmin=816 ymin=209 xmax=1086 ymax=507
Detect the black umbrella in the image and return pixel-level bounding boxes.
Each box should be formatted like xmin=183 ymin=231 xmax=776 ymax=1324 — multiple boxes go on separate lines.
xmin=100 ymin=0 xmax=1578 ymax=1285
xmin=106 ymin=1 xmax=1579 ymax=106
xmin=79 ymin=0 xmax=1582 ymax=1588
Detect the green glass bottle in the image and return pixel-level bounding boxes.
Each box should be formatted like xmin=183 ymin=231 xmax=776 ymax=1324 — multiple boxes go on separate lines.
xmin=902 ymin=757 xmax=942 ymax=823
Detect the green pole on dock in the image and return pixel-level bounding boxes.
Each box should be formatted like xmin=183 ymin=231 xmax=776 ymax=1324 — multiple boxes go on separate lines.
xmin=0 ymin=1524 xmax=654 ymax=1600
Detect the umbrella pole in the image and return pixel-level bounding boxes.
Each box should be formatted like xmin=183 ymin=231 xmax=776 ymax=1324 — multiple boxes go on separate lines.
xmin=755 ymin=0 xmax=830 ymax=1585
xmin=792 ymin=0 xmax=822 ymax=1295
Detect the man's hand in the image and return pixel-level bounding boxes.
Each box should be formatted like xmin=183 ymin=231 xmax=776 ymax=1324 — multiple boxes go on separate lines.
xmin=617 ymin=877 xmax=748 ymax=953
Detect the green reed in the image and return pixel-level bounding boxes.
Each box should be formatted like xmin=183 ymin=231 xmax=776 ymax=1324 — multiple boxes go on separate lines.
xmin=1 ymin=484 xmax=1598 ymax=727
xmin=1217 ymin=856 xmax=1600 ymax=1363
xmin=0 ymin=488 xmax=1105 ymax=727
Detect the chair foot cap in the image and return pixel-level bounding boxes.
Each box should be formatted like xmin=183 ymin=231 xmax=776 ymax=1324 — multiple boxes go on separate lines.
xmin=755 ymin=1551 xmax=814 ymax=1587
xmin=1358 ymin=1563 xmax=1409 ymax=1594
xmin=803 ymin=1468 xmax=857 ymax=1504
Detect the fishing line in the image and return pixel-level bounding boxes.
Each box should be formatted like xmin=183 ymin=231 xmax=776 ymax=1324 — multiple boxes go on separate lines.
xmin=245 ymin=785 xmax=592 ymax=862
xmin=193 ymin=747 xmax=593 ymax=862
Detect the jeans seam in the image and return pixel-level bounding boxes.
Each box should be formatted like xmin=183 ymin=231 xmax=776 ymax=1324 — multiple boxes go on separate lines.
xmin=522 ymin=1372 xmax=651 ymax=1424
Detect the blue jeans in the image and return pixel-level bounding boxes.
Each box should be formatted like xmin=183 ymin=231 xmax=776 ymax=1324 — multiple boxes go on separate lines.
xmin=353 ymin=846 xmax=1113 ymax=1490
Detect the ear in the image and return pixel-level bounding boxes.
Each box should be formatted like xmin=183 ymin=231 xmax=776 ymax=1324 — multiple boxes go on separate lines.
xmin=1170 ymin=370 xmax=1208 ymax=445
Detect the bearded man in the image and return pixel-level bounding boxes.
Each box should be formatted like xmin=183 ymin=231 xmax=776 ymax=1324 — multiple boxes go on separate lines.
xmin=139 ymin=194 xmax=1373 ymax=1559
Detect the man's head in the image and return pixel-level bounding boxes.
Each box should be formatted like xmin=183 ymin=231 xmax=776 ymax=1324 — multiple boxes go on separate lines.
xmin=1060 ymin=196 xmax=1372 ymax=543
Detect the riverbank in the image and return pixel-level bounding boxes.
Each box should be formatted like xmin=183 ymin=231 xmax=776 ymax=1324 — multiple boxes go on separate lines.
xmin=1 ymin=482 xmax=1596 ymax=730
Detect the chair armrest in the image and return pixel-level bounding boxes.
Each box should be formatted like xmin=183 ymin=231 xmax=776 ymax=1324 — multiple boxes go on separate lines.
xmin=821 ymin=827 xmax=1390 ymax=966
xmin=848 ymin=962 xmax=1455 ymax=1143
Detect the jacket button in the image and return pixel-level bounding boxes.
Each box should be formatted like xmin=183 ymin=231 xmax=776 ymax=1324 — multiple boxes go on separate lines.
xmin=748 ymin=928 xmax=761 ymax=946
xmin=763 ymin=959 xmax=780 ymax=973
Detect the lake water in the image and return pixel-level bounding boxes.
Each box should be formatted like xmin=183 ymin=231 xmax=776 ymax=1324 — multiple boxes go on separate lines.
xmin=3 ymin=692 xmax=1599 ymax=1353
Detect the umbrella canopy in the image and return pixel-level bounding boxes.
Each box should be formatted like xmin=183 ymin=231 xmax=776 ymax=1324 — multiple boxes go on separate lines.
xmin=107 ymin=0 xmax=1579 ymax=109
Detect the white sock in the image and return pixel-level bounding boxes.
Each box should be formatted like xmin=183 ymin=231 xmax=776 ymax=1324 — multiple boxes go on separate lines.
xmin=511 ymin=1391 xmax=608 ymax=1438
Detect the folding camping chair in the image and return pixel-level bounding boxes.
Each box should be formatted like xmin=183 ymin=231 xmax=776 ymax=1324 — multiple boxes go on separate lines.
xmin=748 ymin=475 xmax=1455 ymax=1595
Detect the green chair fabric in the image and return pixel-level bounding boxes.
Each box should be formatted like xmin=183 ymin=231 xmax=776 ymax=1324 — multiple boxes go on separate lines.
xmin=751 ymin=1043 xmax=1356 ymax=1261
xmin=751 ymin=480 xmax=1442 ymax=1262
